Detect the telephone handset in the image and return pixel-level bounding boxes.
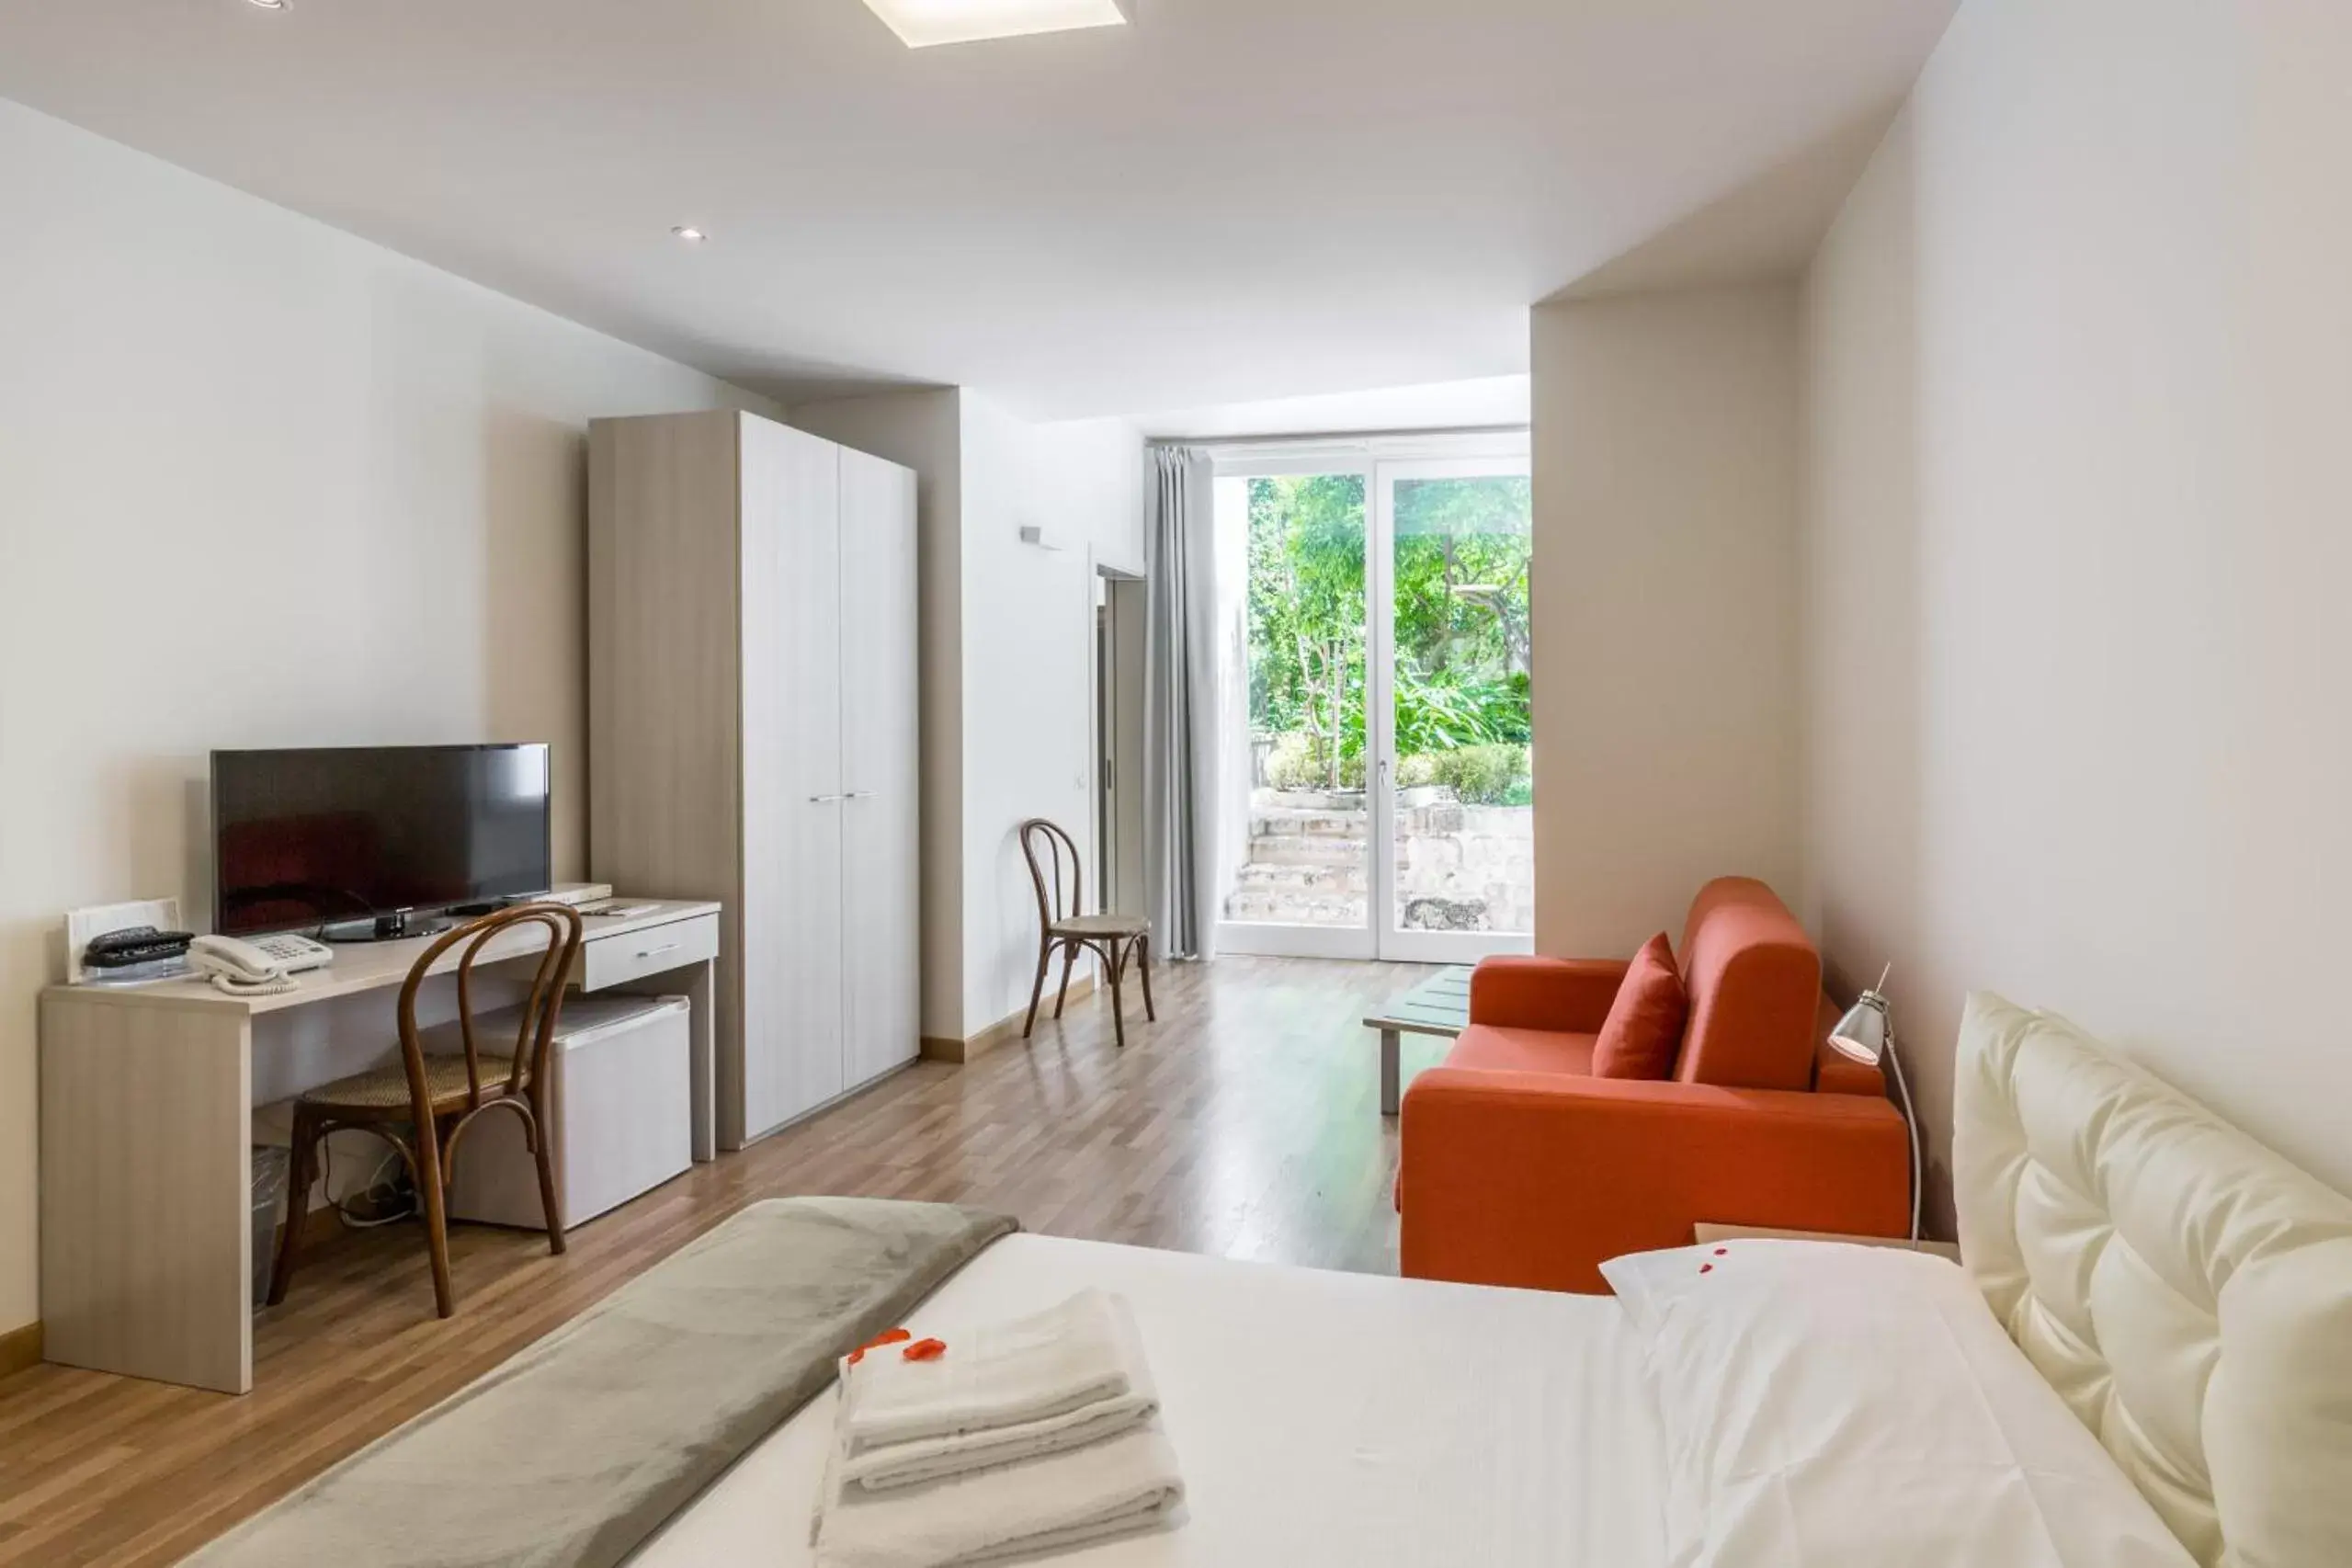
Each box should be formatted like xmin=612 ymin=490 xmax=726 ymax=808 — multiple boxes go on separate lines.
xmin=187 ymin=933 xmax=332 ymax=995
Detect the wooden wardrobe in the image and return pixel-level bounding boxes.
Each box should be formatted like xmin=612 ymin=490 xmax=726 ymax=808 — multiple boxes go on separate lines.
xmin=588 ymin=410 xmax=919 ymax=1148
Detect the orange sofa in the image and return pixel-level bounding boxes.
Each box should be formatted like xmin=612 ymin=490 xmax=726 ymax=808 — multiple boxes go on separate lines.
xmin=1398 ymin=878 xmax=1911 ymax=1294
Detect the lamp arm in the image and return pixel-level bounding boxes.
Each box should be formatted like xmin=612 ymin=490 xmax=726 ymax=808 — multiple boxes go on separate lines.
xmin=1883 ymin=1032 xmax=1923 ymax=1244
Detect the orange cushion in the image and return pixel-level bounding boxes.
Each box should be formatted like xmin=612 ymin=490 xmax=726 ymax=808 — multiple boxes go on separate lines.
xmin=1591 ymin=934 xmax=1687 ymax=1080
xmin=1444 ymin=1024 xmax=1598 ymax=1077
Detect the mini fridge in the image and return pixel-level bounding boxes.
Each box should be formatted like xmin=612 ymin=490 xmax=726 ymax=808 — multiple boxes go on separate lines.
xmin=448 ymin=994 xmax=693 ymax=1231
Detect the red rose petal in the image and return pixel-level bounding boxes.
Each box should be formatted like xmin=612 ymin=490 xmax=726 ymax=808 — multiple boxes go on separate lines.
xmin=847 ymin=1328 xmax=915 ymax=1368
xmin=1699 ymin=1263 xmax=1714 ymax=1274
xmin=902 ymin=1337 xmax=948 ymax=1362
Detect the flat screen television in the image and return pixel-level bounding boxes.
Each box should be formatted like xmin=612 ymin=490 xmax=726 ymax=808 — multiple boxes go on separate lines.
xmin=211 ymin=744 xmax=553 ymax=937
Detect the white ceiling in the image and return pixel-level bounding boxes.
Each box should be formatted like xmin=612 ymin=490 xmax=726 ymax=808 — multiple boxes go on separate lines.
xmin=0 ymin=0 xmax=1955 ymax=419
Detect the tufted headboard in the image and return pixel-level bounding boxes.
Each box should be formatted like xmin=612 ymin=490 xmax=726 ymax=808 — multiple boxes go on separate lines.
xmin=1954 ymin=993 xmax=2352 ymax=1568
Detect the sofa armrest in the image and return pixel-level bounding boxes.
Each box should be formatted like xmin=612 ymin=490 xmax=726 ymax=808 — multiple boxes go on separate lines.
xmin=1398 ymin=1068 xmax=1910 ymax=1294
xmin=1468 ymin=955 xmax=1630 ymax=1032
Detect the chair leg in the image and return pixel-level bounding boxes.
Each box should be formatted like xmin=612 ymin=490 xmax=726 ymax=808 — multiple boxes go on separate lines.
xmin=1052 ymin=943 xmax=1077 ymax=1019
xmin=266 ymin=1106 xmax=319 ymax=1308
xmin=1022 ymin=940 xmax=1051 ymax=1038
xmin=524 ymin=1096 xmax=567 ymax=1257
xmin=1134 ymin=935 xmax=1156 ymax=1022
xmin=1107 ymin=940 xmax=1128 ymax=1051
xmin=415 ymin=1113 xmax=457 ymax=1319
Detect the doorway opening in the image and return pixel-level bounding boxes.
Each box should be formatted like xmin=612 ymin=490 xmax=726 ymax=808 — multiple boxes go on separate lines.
xmin=1094 ymin=570 xmax=1148 ymax=920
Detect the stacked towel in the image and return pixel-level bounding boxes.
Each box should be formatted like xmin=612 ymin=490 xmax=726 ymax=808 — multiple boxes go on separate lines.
xmin=815 ymin=1419 xmax=1185 ymax=1568
xmin=812 ymin=1290 xmax=1186 ymax=1568
xmin=840 ymin=1290 xmax=1160 ymax=1491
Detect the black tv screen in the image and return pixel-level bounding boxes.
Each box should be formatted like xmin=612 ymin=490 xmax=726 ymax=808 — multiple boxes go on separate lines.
xmin=211 ymin=744 xmax=552 ymax=936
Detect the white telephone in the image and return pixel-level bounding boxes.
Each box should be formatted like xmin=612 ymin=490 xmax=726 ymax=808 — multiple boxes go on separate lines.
xmin=187 ymin=932 xmax=334 ymax=995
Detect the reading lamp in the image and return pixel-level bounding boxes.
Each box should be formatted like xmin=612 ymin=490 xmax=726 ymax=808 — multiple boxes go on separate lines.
xmin=1827 ymin=965 xmax=1923 ymax=1244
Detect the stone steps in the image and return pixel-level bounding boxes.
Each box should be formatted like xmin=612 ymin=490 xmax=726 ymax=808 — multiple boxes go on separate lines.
xmin=1248 ymin=806 xmax=1369 ymax=838
xmin=1246 ymin=833 xmax=1406 ymax=868
xmin=1233 ymin=859 xmax=1369 ymax=893
xmin=1224 ymin=792 xmax=1536 ymax=928
xmin=1223 ymin=890 xmax=1369 ymax=926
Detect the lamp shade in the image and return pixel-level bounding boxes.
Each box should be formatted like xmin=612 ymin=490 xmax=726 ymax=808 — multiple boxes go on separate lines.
xmin=1828 ymin=991 xmax=1890 ymax=1065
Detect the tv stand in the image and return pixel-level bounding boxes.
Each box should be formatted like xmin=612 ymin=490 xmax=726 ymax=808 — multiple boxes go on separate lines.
xmin=319 ymin=910 xmax=452 ymax=944
xmin=372 ymin=908 xmax=450 ymax=941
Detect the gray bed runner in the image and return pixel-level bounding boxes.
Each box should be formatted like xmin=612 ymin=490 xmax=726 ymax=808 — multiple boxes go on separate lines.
xmin=183 ymin=1197 xmax=1018 ymax=1568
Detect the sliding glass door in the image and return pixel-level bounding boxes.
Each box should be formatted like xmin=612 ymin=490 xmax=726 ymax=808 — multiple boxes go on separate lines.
xmin=1217 ymin=464 xmax=1377 ymax=958
xmin=1213 ymin=438 xmax=1534 ymax=962
xmin=1370 ymin=459 xmax=1534 ymax=961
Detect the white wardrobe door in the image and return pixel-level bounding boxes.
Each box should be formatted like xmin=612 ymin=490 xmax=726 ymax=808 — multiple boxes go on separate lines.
xmin=740 ymin=417 xmax=847 ymax=1136
xmin=838 ymin=446 xmax=921 ymax=1088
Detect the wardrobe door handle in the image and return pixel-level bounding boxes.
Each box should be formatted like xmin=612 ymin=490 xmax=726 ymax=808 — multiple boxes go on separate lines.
xmin=846 ymin=790 xmax=878 ymax=800
xmin=808 ymin=792 xmax=845 ymax=803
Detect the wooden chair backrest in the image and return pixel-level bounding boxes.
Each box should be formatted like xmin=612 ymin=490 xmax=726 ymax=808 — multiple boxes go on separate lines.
xmin=394 ymin=903 xmax=584 ymax=1109
xmin=1019 ymin=817 xmax=1085 ymax=933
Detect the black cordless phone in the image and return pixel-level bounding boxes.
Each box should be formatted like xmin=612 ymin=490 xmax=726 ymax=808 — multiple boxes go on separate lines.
xmin=84 ymin=926 xmax=196 ymax=968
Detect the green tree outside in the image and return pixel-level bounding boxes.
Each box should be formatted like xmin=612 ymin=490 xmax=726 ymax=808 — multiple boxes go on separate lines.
xmin=1246 ymin=473 xmax=1532 ymax=801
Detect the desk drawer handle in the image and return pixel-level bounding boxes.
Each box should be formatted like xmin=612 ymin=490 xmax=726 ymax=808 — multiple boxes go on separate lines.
xmin=635 ymin=942 xmax=682 ymax=960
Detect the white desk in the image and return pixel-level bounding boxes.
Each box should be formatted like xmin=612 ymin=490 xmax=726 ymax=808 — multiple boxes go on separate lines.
xmin=38 ymin=900 xmax=722 ymax=1394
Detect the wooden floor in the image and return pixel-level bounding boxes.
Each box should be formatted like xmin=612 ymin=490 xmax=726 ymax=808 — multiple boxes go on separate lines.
xmin=0 ymin=955 xmax=1440 ymax=1566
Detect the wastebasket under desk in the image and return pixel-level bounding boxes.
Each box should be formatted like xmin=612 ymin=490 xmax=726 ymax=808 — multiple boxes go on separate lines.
xmin=446 ymin=994 xmax=694 ymax=1231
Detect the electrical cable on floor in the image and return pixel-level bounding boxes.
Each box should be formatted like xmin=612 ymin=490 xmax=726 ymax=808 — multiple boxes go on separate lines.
xmin=322 ymin=1133 xmax=417 ymax=1229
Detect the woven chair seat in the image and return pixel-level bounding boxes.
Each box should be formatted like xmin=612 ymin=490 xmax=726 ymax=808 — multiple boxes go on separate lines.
xmin=1050 ymin=914 xmax=1149 ymax=938
xmin=298 ymin=1054 xmax=517 ymax=1113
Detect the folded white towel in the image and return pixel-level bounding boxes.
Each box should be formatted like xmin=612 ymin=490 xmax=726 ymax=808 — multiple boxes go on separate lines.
xmin=813 ymin=1419 xmax=1186 ymax=1568
xmin=841 ymin=1290 xmax=1138 ymax=1451
xmin=843 ymin=1295 xmax=1158 ymax=1492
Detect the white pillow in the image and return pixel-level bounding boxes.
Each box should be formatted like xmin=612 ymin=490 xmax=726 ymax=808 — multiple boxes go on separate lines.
xmin=1601 ymin=1241 xmax=2195 ymax=1568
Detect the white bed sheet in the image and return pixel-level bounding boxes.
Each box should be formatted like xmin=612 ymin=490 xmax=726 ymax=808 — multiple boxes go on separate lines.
xmin=631 ymin=1234 xmax=1667 ymax=1567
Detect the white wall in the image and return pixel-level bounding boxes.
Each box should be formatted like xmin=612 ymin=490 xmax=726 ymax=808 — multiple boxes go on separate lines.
xmin=958 ymin=400 xmax=1145 ymax=1038
xmin=1801 ymin=0 xmax=2352 ymax=1222
xmin=1529 ymin=286 xmax=1805 ymax=957
xmin=0 ymin=98 xmax=769 ymax=1336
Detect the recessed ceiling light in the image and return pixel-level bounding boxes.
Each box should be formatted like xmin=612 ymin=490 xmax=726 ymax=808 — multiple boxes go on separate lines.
xmin=858 ymin=0 xmax=1128 ymax=50
xmin=672 ymin=226 xmax=709 ymax=244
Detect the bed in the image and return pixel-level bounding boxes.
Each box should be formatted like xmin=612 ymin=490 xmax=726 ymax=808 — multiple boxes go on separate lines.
xmin=629 ymin=990 xmax=2352 ymax=1568
xmin=194 ymin=991 xmax=2351 ymax=1567
xmin=634 ymin=1234 xmax=1668 ymax=1566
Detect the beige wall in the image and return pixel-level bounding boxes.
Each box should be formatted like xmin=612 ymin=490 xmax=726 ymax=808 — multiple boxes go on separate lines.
xmin=0 ymin=98 xmax=768 ymax=1335
xmin=1530 ymin=286 xmax=1805 ymax=958
xmin=1801 ymin=0 xmax=2352 ymax=1222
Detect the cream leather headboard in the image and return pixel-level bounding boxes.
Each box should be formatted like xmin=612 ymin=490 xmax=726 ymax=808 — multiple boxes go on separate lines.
xmin=1954 ymin=993 xmax=2352 ymax=1568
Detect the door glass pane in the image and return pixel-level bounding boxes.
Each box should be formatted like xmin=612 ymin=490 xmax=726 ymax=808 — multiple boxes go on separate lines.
xmin=1224 ymin=473 xmax=1369 ymax=928
xmin=1390 ymin=473 xmax=1534 ymax=936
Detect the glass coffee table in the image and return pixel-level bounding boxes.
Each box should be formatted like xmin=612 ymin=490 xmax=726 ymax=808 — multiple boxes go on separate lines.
xmin=1363 ymin=965 xmax=1472 ymax=1115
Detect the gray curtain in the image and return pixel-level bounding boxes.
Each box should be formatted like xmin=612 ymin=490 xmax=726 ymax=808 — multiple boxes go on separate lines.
xmin=1143 ymin=446 xmax=1219 ymax=959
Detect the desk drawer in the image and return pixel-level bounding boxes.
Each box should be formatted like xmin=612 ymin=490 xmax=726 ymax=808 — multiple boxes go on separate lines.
xmin=581 ymin=914 xmax=719 ymax=991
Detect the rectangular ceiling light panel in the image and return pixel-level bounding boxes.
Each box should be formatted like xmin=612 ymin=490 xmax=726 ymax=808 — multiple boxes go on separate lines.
xmin=860 ymin=0 xmax=1129 ymax=49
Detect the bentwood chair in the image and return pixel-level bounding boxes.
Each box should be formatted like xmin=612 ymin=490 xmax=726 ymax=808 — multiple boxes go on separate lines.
xmin=267 ymin=903 xmax=585 ymax=1318
xmin=1019 ymin=817 xmax=1155 ymax=1049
